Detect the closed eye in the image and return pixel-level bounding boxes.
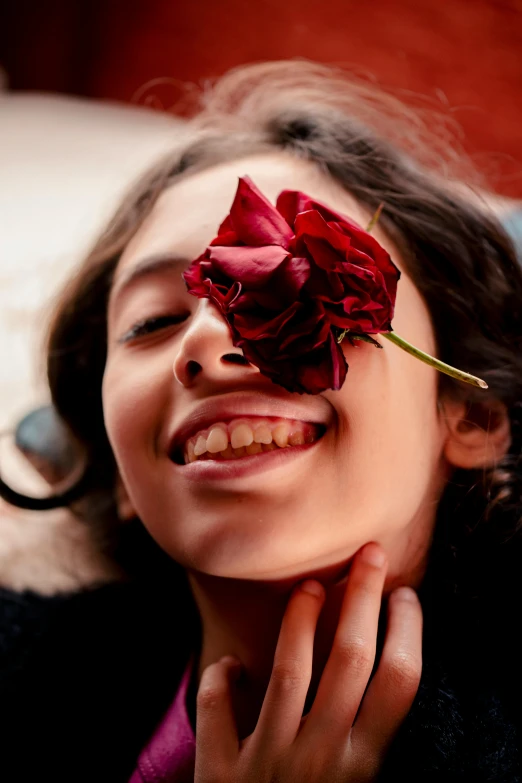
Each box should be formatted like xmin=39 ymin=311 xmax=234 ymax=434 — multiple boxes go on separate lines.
xmin=118 ymin=313 xmax=190 ymax=343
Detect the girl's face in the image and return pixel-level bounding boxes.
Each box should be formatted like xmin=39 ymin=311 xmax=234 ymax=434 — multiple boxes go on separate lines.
xmin=102 ymin=153 xmax=450 ymax=582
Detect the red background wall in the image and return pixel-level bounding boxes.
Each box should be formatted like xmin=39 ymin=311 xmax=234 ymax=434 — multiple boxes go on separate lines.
xmin=2 ymin=0 xmax=522 ymax=196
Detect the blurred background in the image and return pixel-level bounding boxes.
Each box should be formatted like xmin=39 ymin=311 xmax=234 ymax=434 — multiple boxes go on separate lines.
xmin=2 ymin=0 xmax=522 ymax=194
xmin=0 ymin=0 xmax=521 ymax=591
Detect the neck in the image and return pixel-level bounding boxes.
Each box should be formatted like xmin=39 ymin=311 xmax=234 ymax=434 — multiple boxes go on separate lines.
xmin=185 ymin=528 xmax=432 ymax=739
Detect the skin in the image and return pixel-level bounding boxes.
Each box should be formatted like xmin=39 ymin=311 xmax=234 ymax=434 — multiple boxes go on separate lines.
xmin=101 ymin=152 xmax=510 ymax=753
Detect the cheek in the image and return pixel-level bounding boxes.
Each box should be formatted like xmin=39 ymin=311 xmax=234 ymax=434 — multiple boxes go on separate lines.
xmin=101 ymin=358 xmax=162 ymax=471
xmin=327 ymin=296 xmax=444 ymax=515
xmin=333 ymin=366 xmax=440 ymax=470
xmin=392 ymin=271 xmax=437 ymax=355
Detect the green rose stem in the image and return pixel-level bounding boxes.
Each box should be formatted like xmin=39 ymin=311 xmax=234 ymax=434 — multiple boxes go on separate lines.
xmin=357 ymin=204 xmax=489 ymax=391
xmin=365 ymin=201 xmax=384 ymax=233
xmin=381 ymin=331 xmax=488 ymax=389
xmin=336 ymin=329 xmax=487 ymax=388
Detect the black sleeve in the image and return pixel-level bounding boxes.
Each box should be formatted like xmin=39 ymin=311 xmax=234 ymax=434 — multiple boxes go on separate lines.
xmin=0 ymin=582 xmax=190 ymax=783
xmin=0 ymin=586 xmax=68 ymax=686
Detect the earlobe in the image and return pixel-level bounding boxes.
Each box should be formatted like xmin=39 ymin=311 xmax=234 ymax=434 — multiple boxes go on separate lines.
xmin=115 ymin=474 xmax=138 ymax=521
xmin=441 ymin=397 xmax=512 ymax=470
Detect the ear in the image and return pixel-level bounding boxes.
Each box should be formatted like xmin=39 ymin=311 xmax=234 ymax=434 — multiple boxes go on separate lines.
xmin=441 ymin=396 xmax=511 ymax=470
xmin=115 ymin=473 xmax=138 ymax=521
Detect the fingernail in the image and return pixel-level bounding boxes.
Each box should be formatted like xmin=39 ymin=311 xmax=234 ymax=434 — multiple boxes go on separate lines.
xmin=360 ymin=543 xmax=386 ymax=568
xmin=220 ymin=655 xmax=241 ymax=668
xmin=391 ymin=586 xmax=418 ymax=603
xmin=300 ymin=579 xmax=324 ymax=598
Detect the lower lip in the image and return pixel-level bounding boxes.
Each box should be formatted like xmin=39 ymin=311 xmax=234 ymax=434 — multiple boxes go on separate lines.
xmin=171 ymin=439 xmax=322 ymax=481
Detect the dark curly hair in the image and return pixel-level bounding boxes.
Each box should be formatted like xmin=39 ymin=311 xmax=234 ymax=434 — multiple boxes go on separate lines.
xmin=6 ymin=62 xmax=522 ymax=621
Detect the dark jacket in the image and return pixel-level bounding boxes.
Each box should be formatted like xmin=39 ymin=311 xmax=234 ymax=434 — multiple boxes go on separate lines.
xmin=1 ymin=522 xmax=521 ymax=783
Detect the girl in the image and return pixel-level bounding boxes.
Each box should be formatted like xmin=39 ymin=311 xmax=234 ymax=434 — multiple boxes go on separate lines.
xmin=2 ymin=61 xmax=522 ymax=782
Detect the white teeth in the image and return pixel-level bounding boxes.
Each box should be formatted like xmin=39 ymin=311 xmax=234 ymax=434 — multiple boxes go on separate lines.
xmin=289 ymin=430 xmax=305 ymax=446
xmin=194 ymin=435 xmax=208 ymax=456
xmin=272 ymin=423 xmax=289 ymax=448
xmin=181 ymin=417 xmax=321 ymax=464
xmin=230 ymin=422 xmax=254 ymax=449
xmin=186 ymin=440 xmax=196 ymax=463
xmin=206 ymin=426 xmax=228 ymax=453
xmin=253 ymin=424 xmax=273 ymax=444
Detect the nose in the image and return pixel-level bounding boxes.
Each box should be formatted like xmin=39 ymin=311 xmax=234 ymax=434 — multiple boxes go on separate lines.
xmin=172 ymin=299 xmax=256 ymax=387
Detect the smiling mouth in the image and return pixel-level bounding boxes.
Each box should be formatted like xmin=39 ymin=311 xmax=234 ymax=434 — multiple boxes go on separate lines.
xmin=170 ymin=417 xmax=327 ymax=466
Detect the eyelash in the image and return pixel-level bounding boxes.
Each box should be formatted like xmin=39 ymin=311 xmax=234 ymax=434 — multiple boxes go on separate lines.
xmin=120 ymin=313 xmax=189 ymax=343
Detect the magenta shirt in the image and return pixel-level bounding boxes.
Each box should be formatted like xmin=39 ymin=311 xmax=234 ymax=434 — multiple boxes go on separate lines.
xmin=129 ymin=654 xmax=196 ymax=782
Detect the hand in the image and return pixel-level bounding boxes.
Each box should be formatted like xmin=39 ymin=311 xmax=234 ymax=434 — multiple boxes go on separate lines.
xmin=194 ymin=542 xmax=423 ymax=782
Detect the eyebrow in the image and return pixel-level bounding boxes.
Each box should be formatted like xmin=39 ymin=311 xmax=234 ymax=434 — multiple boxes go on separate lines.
xmin=109 ymin=253 xmax=190 ymax=312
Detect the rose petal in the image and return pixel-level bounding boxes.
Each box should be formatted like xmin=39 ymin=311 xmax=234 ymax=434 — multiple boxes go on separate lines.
xmin=209 ymin=214 xmax=239 ymax=246
xmin=209 ymin=245 xmax=290 ymax=288
xmin=293 ymin=335 xmax=348 ymax=394
xmin=295 ymin=211 xmax=371 ymax=268
xmin=185 ymin=179 xmax=401 ymax=395
xmin=329 ymin=333 xmax=349 ymax=390
xmin=238 ymin=334 xmax=347 ymax=395
xmin=271 ymin=255 xmax=311 ymax=299
xmin=228 ymin=176 xmax=294 ymax=248
xmin=277 ymin=190 xmax=364 ymax=232
xmin=233 ymin=301 xmax=302 ymax=340
xmin=294 ymin=209 xmax=399 ymax=288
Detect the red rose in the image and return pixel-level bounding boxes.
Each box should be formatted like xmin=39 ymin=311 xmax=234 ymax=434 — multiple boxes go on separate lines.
xmin=183 ymin=176 xmax=400 ymax=394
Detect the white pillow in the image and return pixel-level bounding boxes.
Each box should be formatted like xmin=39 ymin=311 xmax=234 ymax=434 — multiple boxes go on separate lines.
xmin=0 ymin=91 xmax=187 ymax=430
xmin=0 ymin=91 xmax=186 ymax=592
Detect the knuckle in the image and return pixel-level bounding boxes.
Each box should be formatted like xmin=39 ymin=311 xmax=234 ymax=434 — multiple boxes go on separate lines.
xmin=335 ymin=636 xmax=374 ymax=673
xmin=271 ymin=657 xmax=306 ymax=689
xmin=357 ymin=757 xmax=383 ymax=783
xmin=339 ymin=741 xmax=382 ymax=783
xmin=196 ymin=684 xmax=224 ymax=712
xmin=334 ymin=741 xmax=383 ymax=783
xmin=196 ymin=666 xmax=226 ymax=711
xmin=381 ymin=651 xmax=422 ymax=693
xmin=350 ymin=572 xmax=377 ymax=597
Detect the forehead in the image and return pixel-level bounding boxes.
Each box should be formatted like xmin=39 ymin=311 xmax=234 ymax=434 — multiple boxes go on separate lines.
xmin=115 ymin=152 xmax=380 ymax=278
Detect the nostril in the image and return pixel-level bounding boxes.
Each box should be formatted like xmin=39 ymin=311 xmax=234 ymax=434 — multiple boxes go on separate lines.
xmin=185 ymin=360 xmax=201 ymax=381
xmin=222 ymin=353 xmax=251 ymax=366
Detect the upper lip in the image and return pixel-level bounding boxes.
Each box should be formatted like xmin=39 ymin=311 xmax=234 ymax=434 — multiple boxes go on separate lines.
xmin=166 ymin=391 xmax=332 ymax=460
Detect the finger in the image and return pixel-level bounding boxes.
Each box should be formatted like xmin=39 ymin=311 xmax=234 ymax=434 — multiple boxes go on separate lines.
xmin=194 ymin=656 xmax=242 ymax=778
xmin=352 ymin=586 xmax=422 ymax=756
xmin=252 ymin=579 xmax=325 ymax=754
xmin=301 ymin=542 xmax=387 ymax=738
